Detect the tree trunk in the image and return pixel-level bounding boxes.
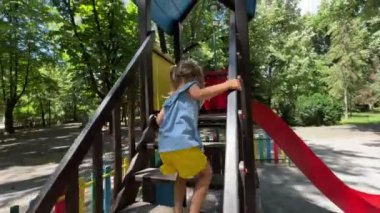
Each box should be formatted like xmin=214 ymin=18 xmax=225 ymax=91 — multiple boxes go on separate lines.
xmin=40 ymin=103 xmax=46 ymax=128
xmin=73 ymin=94 xmax=78 ymax=122
xmin=344 ymin=87 xmax=349 ymax=119
xmin=268 ymin=65 xmax=273 ymax=107
xmin=5 ymin=102 xmax=15 ymax=134
xmin=48 ymin=100 xmax=51 ymax=127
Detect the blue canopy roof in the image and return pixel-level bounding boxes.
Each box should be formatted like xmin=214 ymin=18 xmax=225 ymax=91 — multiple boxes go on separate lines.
xmin=150 ymin=0 xmax=256 ymax=35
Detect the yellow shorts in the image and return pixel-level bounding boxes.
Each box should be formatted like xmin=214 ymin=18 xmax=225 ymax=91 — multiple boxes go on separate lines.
xmin=159 ymin=147 xmax=208 ymax=179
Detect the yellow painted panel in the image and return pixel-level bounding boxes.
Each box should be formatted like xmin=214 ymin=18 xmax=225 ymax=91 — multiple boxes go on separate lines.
xmin=152 ymin=51 xmax=174 ymax=111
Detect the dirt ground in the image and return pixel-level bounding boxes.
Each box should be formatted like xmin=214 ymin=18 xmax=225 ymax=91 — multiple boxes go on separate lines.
xmin=0 ymin=124 xmax=379 ymax=212
xmin=0 ymin=123 xmax=131 ymax=213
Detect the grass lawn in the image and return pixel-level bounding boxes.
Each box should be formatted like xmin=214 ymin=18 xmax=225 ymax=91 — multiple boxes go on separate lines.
xmin=340 ymin=110 xmax=380 ymax=125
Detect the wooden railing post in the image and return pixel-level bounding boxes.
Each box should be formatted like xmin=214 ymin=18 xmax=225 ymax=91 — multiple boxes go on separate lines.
xmin=235 ymin=0 xmax=256 ymax=211
xmin=93 ymin=132 xmax=103 ymax=213
xmin=127 ymin=92 xmax=136 ymax=159
xmin=113 ymin=101 xmax=122 ymax=197
xmin=65 ymin=166 xmax=79 ymax=213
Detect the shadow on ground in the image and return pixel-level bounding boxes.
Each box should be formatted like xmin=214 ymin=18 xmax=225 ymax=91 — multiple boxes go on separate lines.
xmin=363 ymin=141 xmax=380 ymax=147
xmin=258 ymin=138 xmax=380 ymax=213
xmin=0 ymin=123 xmax=82 ymax=169
xmin=259 ymin=165 xmax=338 ymax=213
xmin=347 ymin=124 xmax=380 ymax=135
xmin=0 ymin=122 xmax=139 ymax=211
xmin=309 ymin=144 xmax=380 ymax=177
xmin=0 ymin=123 xmax=134 ymax=170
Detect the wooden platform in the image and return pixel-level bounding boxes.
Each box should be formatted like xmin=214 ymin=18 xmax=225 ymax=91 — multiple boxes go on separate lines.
xmin=198 ymin=113 xmax=226 ymax=127
xmin=121 ymin=189 xmax=223 ymax=213
xmin=135 ymin=168 xmax=224 ymax=189
xmin=120 ymin=202 xmax=172 ymax=213
xmin=199 ymin=113 xmax=226 ymax=121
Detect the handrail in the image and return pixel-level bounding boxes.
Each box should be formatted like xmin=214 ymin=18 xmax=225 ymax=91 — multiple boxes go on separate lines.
xmin=27 ymin=32 xmax=155 ymax=213
xmin=223 ymin=13 xmax=240 ymax=213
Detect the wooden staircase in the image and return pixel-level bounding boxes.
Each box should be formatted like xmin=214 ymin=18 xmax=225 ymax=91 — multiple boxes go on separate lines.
xmin=27 ymin=32 xmax=155 ymax=213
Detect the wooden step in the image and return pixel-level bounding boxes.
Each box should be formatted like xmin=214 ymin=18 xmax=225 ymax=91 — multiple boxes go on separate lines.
xmin=120 ymin=202 xmax=172 ymax=213
xmin=135 ymin=168 xmax=176 ymax=183
xmin=135 ymin=168 xmax=224 ymax=189
xmin=199 ymin=113 xmax=226 ymax=122
xmin=198 ymin=122 xmax=226 ymax=128
xmin=198 ymin=113 xmax=226 ymax=127
xmin=121 ymin=189 xmax=224 ymax=212
xmin=203 ymin=142 xmax=225 ymax=148
xmin=140 ymin=142 xmax=225 ymax=150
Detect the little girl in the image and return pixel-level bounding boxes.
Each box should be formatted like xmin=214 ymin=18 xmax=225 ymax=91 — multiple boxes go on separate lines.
xmin=155 ymin=59 xmax=241 ymax=213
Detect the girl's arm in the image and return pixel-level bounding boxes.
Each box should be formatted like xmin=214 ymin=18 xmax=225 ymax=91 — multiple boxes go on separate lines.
xmin=188 ymin=78 xmax=242 ymax=101
xmin=156 ymin=109 xmax=164 ymax=126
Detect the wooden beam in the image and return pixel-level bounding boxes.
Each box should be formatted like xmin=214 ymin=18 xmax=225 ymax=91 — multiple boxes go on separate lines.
xmin=219 ymin=0 xmax=255 ymax=20
xmin=219 ymin=0 xmax=234 ymax=11
xmin=112 ymin=149 xmax=155 ymax=212
xmin=157 ymin=27 xmax=168 ymax=53
xmin=113 ymin=101 xmax=122 ymax=197
xmin=234 ymin=0 xmax=257 ymax=212
xmin=173 ymin=21 xmax=182 ymax=63
xmin=138 ymin=0 xmax=153 ymax=128
xmin=65 ymin=166 xmax=79 ymax=213
xmin=92 ymin=132 xmax=103 ymax=213
xmin=128 ymin=99 xmax=136 ymax=160
xmin=144 ymin=38 xmax=154 ymax=120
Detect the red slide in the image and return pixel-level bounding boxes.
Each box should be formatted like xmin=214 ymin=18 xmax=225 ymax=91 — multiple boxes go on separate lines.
xmin=252 ymin=100 xmax=380 ymax=213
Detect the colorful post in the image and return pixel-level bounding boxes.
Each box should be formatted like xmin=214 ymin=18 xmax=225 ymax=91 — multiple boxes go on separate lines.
xmin=54 ymin=196 xmax=65 ymax=213
xmin=254 ymin=135 xmax=259 ymax=160
xmin=258 ymin=134 xmax=265 ymax=163
xmin=79 ymin=177 xmax=85 ymax=213
xmin=280 ymin=149 xmax=286 ymax=163
xmin=273 ymin=143 xmax=279 ymax=164
xmin=265 ymin=134 xmax=271 ymax=163
xmin=122 ymin=157 xmax=129 ymax=177
xmin=91 ymin=174 xmax=94 ymax=213
xmin=104 ymin=166 xmax=112 ymax=213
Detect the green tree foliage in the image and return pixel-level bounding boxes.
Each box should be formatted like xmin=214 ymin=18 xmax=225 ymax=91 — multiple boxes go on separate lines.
xmin=0 ymin=1 xmax=53 ymax=133
xmin=312 ymin=0 xmax=380 ymax=118
xmin=181 ymin=0 xmax=229 ymax=70
xmin=296 ymin=93 xmax=343 ymax=126
xmin=50 ymin=0 xmax=138 ymax=99
xmin=248 ymin=0 xmax=328 ymax=124
xmin=1 ymin=0 xmax=379 ymax=130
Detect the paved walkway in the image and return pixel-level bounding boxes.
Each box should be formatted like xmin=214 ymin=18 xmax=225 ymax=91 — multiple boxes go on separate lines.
xmin=259 ymin=125 xmax=380 ymax=213
xmin=0 ymin=124 xmax=379 ymax=212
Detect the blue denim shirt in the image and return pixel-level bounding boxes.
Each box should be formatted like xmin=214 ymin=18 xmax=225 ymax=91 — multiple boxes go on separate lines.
xmin=158 ymin=81 xmax=201 ymax=153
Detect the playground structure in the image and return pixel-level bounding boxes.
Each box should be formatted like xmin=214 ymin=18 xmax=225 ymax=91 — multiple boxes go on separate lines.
xmin=26 ymin=0 xmax=380 ymax=213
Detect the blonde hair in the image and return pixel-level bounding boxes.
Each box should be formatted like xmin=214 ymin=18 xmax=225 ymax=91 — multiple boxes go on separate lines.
xmin=170 ymin=59 xmax=205 ymax=91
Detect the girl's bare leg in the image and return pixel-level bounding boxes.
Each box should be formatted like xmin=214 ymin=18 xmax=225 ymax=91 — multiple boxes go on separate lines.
xmin=190 ymin=163 xmax=212 ymax=213
xmin=174 ymin=176 xmax=187 ymax=213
